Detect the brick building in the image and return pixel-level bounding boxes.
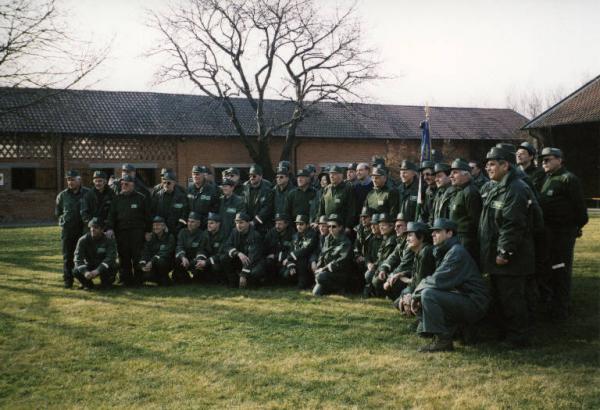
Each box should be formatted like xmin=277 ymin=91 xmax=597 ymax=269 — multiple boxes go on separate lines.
xmin=522 ymin=75 xmax=600 ymax=199
xmin=0 ymin=88 xmax=528 ymax=222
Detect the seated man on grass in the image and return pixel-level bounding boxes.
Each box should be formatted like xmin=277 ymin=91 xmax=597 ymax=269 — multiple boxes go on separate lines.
xmin=412 ymin=218 xmax=489 ymax=353
xmin=224 ymin=212 xmax=265 ymax=288
xmin=313 ymin=214 xmax=352 ymax=296
xmin=73 ymin=218 xmax=117 ymax=290
xmin=283 ymin=215 xmax=318 ymax=289
xmin=139 ymin=216 xmax=176 ymax=286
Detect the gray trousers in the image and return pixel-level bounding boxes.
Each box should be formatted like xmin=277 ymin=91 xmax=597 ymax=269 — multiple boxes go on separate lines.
xmin=419 ymin=288 xmax=484 ymax=337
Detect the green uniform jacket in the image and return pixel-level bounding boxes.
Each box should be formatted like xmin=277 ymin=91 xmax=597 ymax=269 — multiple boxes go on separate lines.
xmin=479 ymin=168 xmax=535 ymax=276
xmin=353 ymin=223 xmax=371 ymax=258
xmin=81 ymin=187 xmax=115 ymax=226
xmin=187 ymin=182 xmax=220 ymax=225
xmin=197 ymin=228 xmax=228 ymax=267
xmin=539 ymin=167 xmax=588 ymax=230
xmin=272 ymin=183 xmax=294 ymax=216
xmin=448 ymin=181 xmax=481 ymax=255
xmin=397 ymin=179 xmax=419 ymax=222
xmin=74 ymin=233 xmax=117 ymax=274
xmin=472 ymin=173 xmax=489 ymax=190
xmin=140 ymin=232 xmax=175 ymax=265
xmin=56 ymin=187 xmax=89 ymax=229
xmin=522 ymin=164 xmax=545 ymax=193
xmin=285 ymin=186 xmax=317 ymax=223
xmin=318 ymin=182 xmax=356 ymax=228
xmin=373 ymin=233 xmax=397 ymax=271
xmin=419 ymin=185 xmax=436 ymax=223
xmin=225 ymin=227 xmax=264 ymax=276
xmin=405 ymin=244 xmax=435 ymax=294
xmin=287 ymin=229 xmax=318 ymax=268
xmin=413 ymin=236 xmax=489 ymax=313
xmin=218 ymin=194 xmax=246 ymax=237
xmin=430 ymin=184 xmax=454 ymax=225
xmin=264 ymin=226 xmax=294 ymax=262
xmin=364 ymin=185 xmax=399 ymax=217
xmin=175 ymin=227 xmax=204 ymax=261
xmin=107 ymin=190 xmax=151 ymax=232
xmin=151 ymin=188 xmax=189 ymax=234
xmin=380 ymin=236 xmax=414 ymax=274
xmin=317 ymin=234 xmax=352 ymax=281
xmin=243 ymin=180 xmax=274 ymax=228
xmin=365 ymin=234 xmax=383 ymax=265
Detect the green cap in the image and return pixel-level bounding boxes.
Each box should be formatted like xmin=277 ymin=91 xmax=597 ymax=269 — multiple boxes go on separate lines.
xmin=399 ymin=160 xmax=418 ymax=171
xmin=328 ymin=213 xmax=343 ymax=224
xmin=378 ymin=213 xmax=394 ymax=223
xmin=434 ymin=163 xmax=451 ymax=174
xmin=65 ymin=169 xmax=80 ymax=178
xmin=519 ymin=141 xmax=537 ymax=156
xmin=249 ymin=164 xmax=263 ymax=175
xmin=328 ymin=165 xmax=344 ymax=174
xmin=431 ymin=218 xmax=457 ymax=231
xmin=450 ymin=158 xmax=471 ymax=172
xmin=405 ymin=221 xmax=429 ymax=234
xmin=152 ymin=216 xmax=166 ymax=224
xmin=496 ymin=143 xmax=516 ymax=153
xmin=92 ymin=170 xmax=107 ymax=179
xmin=88 ymin=217 xmax=103 ymax=228
xmin=371 ymin=167 xmax=388 ymax=177
xmin=539 ymin=147 xmax=563 ymax=158
xmin=295 ymin=215 xmax=309 ymax=224
xmin=486 ymin=147 xmax=515 ymax=163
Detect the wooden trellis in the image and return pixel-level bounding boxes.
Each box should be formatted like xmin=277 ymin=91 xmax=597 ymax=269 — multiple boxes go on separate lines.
xmin=65 ymin=136 xmax=176 ymax=161
xmin=0 ymin=135 xmax=55 ymax=159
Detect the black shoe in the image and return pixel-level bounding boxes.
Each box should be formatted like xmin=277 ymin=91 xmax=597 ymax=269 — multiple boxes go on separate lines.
xmin=418 ymin=335 xmax=454 ymax=353
xmin=63 ymin=281 xmax=73 ymax=289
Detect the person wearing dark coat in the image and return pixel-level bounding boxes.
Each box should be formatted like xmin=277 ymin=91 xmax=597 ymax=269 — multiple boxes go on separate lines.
xmin=479 ymin=147 xmax=536 ymax=347
xmin=151 ymin=172 xmax=189 ymax=236
xmin=312 ymin=214 xmax=352 ymax=296
xmin=218 ymin=179 xmax=246 ymax=238
xmin=317 ymin=166 xmax=356 ymax=232
xmin=172 ymin=212 xmax=205 ymax=284
xmin=413 ymin=218 xmax=489 ymax=352
xmin=187 ymin=165 xmax=220 ymax=229
xmin=364 ymin=213 xmax=397 ymax=298
xmin=139 ymin=216 xmax=176 ymax=286
xmin=430 ymin=163 xmax=454 ymax=225
xmin=73 ymin=218 xmax=117 ymax=290
xmin=363 ymin=166 xmax=398 ymax=217
xmin=397 ymin=160 xmax=420 ymax=222
xmin=81 ymin=170 xmax=115 ymax=227
xmin=224 ymin=212 xmax=266 ymax=288
xmin=272 ymin=166 xmax=294 ymax=215
xmin=195 ymin=212 xmax=229 ymax=284
xmin=243 ymin=164 xmax=274 ymax=234
xmin=264 ymin=213 xmax=295 ymax=283
xmin=283 ymin=215 xmax=318 ymax=289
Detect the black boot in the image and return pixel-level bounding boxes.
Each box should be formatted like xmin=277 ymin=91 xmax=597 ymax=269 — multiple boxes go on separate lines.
xmin=418 ymin=334 xmax=454 ymax=353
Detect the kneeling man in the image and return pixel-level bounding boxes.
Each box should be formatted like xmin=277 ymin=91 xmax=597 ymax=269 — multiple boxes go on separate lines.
xmin=73 ymin=218 xmax=117 ymax=290
xmin=139 ymin=216 xmax=176 ymax=286
xmin=412 ymin=218 xmax=489 ymax=352
xmin=224 ymin=212 xmax=265 ymax=288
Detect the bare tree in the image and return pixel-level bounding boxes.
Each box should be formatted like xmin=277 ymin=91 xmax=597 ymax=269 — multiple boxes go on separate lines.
xmin=151 ymin=0 xmax=381 ymax=178
xmin=0 ymin=0 xmax=107 ymax=114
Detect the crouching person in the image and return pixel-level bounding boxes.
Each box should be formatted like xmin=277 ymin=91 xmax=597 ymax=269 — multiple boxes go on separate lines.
xmin=224 ymin=212 xmax=265 ymax=288
xmin=412 ymin=218 xmax=489 ymax=352
xmin=73 ymin=218 xmax=117 ymax=290
xmin=139 ymin=216 xmax=175 ymax=286
xmin=264 ymin=213 xmax=294 ymax=284
xmin=172 ymin=212 xmax=204 ymax=284
xmin=313 ymin=214 xmax=352 ymax=296
xmin=195 ymin=212 xmax=228 ymax=284
xmin=283 ymin=215 xmax=318 ymax=289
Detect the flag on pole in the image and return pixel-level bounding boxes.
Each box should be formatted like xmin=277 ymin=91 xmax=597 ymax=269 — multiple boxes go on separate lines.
xmin=416 ymin=106 xmax=432 ymax=210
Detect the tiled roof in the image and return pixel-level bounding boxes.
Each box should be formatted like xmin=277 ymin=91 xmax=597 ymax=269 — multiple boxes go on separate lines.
xmin=523 ymin=75 xmax=600 ymax=129
xmin=0 ymin=88 xmax=528 ymax=140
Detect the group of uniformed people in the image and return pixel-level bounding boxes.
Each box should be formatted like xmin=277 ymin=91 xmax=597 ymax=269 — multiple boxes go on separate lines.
xmin=55 ymin=141 xmax=588 ymax=352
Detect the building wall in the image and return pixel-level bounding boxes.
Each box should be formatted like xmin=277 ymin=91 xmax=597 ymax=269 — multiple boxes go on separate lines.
xmin=1 ymin=134 xmax=525 ymax=222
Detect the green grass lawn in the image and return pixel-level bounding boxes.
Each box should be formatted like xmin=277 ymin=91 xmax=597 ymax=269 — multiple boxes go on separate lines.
xmin=1 ymin=217 xmax=599 ymax=409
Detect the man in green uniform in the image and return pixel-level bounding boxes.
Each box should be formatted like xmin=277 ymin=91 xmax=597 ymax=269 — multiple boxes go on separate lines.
xmin=243 ymin=164 xmax=274 ymax=234
xmin=111 ymin=163 xmax=150 ymax=197
xmin=414 ymin=218 xmax=489 ymax=352
xmin=318 ymin=165 xmax=356 ymax=232
xmin=172 ymin=212 xmax=205 ymax=284
xmin=364 ymin=213 xmax=397 ymax=298
xmin=396 ymin=222 xmax=435 ymax=322
xmin=225 ymin=212 xmax=266 ymax=288
xmin=310 ymin=215 xmax=330 ymax=274
xmin=516 ymin=142 xmax=545 ymax=191
xmin=364 ymin=167 xmax=398 ymax=216
xmin=223 ymin=167 xmax=244 ymax=197
xmin=285 ymin=169 xmax=317 ymax=223
xmin=353 ymin=207 xmax=372 ymax=274
xmin=106 ymin=175 xmax=151 ymax=287
xmin=187 ymin=165 xmax=219 ymax=229
xmin=430 ymin=163 xmax=453 ymax=224
xmin=264 ymin=213 xmax=294 ymax=283
xmin=538 ymin=147 xmax=588 ymax=319
xmin=139 ymin=216 xmax=176 ymax=286
xmin=480 ymin=147 xmax=535 ymax=347
xmin=73 ymin=218 xmax=117 ymax=290
xmin=81 ymin=171 xmax=115 ymax=227
xmin=468 ymin=160 xmax=489 ymax=189
xmin=418 ymin=161 xmax=436 ymax=223
xmin=283 ymin=215 xmax=318 ymax=289
xmin=218 ymin=179 xmax=245 ymax=238
xmin=346 ymin=162 xmax=358 ymax=185
xmin=449 ymin=158 xmax=482 ymax=263
xmin=312 ymin=214 xmax=352 ymax=296
xmin=56 ymin=169 xmax=89 ymax=288
xmin=196 ymin=212 xmax=229 ymax=284
xmin=397 ymin=160 xmax=419 ymax=222
xmin=272 ymin=166 xmax=294 ymax=215
xmin=151 ymin=171 xmax=189 ymax=236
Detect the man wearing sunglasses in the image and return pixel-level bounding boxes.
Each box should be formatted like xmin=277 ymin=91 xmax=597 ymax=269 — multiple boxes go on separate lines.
xmin=313 ymin=214 xmax=352 ymax=296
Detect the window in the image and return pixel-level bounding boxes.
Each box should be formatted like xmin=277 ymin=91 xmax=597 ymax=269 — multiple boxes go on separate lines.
xmin=11 ymin=168 xmax=56 ymax=191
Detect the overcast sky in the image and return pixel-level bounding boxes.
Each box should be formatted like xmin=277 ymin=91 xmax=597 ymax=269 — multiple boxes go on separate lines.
xmin=65 ymin=0 xmax=600 ymax=113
